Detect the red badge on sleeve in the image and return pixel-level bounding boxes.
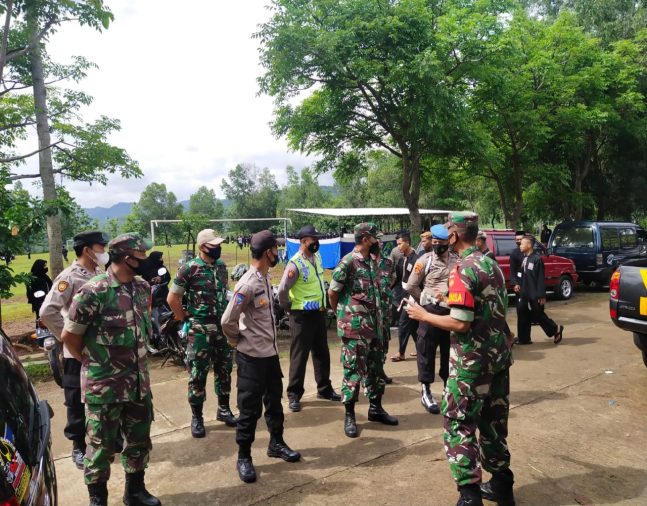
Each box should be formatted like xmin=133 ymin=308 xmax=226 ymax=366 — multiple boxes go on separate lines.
xmin=447 ymin=266 xmax=474 ymax=309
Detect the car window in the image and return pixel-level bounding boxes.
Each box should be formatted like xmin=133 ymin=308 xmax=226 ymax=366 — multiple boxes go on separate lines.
xmin=495 ymin=237 xmax=517 ymax=256
xmin=600 ymin=227 xmax=620 ymax=249
xmin=551 ymin=226 xmax=594 ymax=249
xmin=620 ymin=228 xmax=637 ymax=248
xmin=637 ymin=228 xmax=646 ymax=243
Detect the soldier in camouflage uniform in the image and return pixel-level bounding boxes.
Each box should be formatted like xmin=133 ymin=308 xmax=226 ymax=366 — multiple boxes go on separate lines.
xmin=167 ymin=229 xmax=236 ymax=439
xmin=407 ymin=213 xmax=515 ymax=506
xmin=62 ymin=233 xmax=160 ymax=506
xmin=328 ymin=223 xmax=398 ymax=438
xmin=373 ymin=237 xmax=395 ymax=384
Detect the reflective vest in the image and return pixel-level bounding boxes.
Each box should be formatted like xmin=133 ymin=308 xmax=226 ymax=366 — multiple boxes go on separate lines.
xmin=289 ymin=251 xmax=326 ymax=310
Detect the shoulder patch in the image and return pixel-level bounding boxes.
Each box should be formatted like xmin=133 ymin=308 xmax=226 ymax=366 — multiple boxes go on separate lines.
xmin=57 ymin=281 xmax=69 ymax=293
xmin=414 ymin=263 xmax=423 ymax=274
xmin=288 ymin=269 xmax=295 ymax=279
xmin=234 ymin=292 xmax=246 ymax=305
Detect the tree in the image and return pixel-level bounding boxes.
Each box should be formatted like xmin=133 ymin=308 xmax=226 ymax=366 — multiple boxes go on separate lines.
xmin=0 ymin=1 xmax=140 ymax=277
xmin=188 ymin=185 xmax=224 ymax=219
xmin=104 ymin=217 xmax=121 ymax=240
xmin=257 ymin=0 xmax=505 ymax=231
xmin=277 ymin=166 xmax=334 ymax=229
xmin=124 ymin=183 xmax=184 ymax=242
xmin=58 ymin=187 xmax=98 ymax=243
xmin=221 ymin=164 xmax=279 ymax=232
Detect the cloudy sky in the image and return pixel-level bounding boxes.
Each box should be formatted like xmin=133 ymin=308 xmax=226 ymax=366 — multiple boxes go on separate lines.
xmin=17 ymin=0 xmax=326 ymax=208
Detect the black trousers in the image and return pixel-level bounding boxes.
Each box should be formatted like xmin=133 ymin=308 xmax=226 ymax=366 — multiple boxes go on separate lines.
xmin=286 ymin=310 xmax=332 ymax=400
xmin=62 ymin=358 xmax=85 ymax=444
xmin=517 ymin=297 xmax=558 ymax=342
xmin=397 ymin=308 xmax=419 ymax=356
xmin=416 ymin=304 xmax=450 ymax=385
xmin=236 ymin=351 xmax=285 ymax=452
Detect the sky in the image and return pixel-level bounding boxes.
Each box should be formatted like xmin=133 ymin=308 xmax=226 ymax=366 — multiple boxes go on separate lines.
xmin=16 ymin=0 xmax=327 ymax=208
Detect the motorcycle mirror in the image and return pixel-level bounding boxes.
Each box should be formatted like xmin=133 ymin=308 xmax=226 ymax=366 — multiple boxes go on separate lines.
xmin=157 ymin=267 xmax=168 ymax=276
xmin=34 ymin=290 xmax=46 ymax=298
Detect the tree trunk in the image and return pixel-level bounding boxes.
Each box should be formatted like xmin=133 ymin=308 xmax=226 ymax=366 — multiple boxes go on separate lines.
xmin=30 ymin=36 xmax=63 ymax=277
xmin=401 ymin=154 xmax=421 ymax=233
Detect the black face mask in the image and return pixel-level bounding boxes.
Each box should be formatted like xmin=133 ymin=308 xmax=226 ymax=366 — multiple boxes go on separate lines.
xmin=433 ymin=244 xmax=449 ymax=256
xmin=307 ymin=241 xmax=320 ymax=254
xmin=127 ymin=256 xmax=152 ymax=277
xmin=515 ymin=241 xmax=522 ymax=246
xmin=268 ymin=250 xmax=279 ymax=267
xmin=369 ymin=242 xmax=381 ymax=255
xmin=205 ymin=246 xmax=221 ymax=261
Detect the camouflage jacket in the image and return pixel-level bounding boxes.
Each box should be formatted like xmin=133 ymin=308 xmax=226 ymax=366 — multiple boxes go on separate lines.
xmin=64 ymin=267 xmax=152 ymax=404
xmin=374 ymin=254 xmax=395 ymax=325
xmin=330 ymin=250 xmax=382 ymax=341
xmin=447 ymin=246 xmax=512 ymax=376
xmin=170 ymin=257 xmax=228 ymax=322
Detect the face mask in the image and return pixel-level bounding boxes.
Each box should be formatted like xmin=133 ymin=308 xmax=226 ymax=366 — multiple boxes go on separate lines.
xmin=515 ymin=241 xmax=522 ymax=246
xmin=127 ymin=256 xmax=151 ymax=277
xmin=44 ymin=267 xmax=49 ymax=273
xmin=369 ymin=242 xmax=380 ymax=255
xmin=268 ymin=250 xmax=279 ymax=267
xmin=307 ymin=241 xmax=320 ymax=254
xmin=205 ymin=246 xmax=221 ymax=261
xmin=433 ymin=244 xmax=449 ymax=256
xmin=92 ymin=250 xmax=110 ymax=267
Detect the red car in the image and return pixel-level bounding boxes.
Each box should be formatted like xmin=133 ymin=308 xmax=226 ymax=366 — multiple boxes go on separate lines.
xmin=482 ymin=230 xmax=578 ymax=299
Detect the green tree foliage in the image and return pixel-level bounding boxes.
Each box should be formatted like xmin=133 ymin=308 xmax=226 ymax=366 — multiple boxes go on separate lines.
xmin=221 ymin=164 xmax=280 ymax=232
xmin=188 ymin=185 xmax=224 ymax=219
xmin=123 ymin=183 xmax=184 ymax=243
xmin=257 ymin=0 xmax=506 ymax=232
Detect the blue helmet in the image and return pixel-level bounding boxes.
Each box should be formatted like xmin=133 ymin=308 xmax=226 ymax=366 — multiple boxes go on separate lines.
xmin=430 ymin=224 xmax=449 ymax=240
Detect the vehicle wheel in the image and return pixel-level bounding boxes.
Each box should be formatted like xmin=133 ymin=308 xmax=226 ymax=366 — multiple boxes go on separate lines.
xmin=556 ymin=275 xmax=574 ymax=300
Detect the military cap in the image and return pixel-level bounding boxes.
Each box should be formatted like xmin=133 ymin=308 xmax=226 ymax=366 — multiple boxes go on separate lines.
xmin=108 ymin=233 xmax=152 ymax=255
xmin=354 ymin=222 xmax=379 ymax=240
xmin=447 ymin=211 xmax=479 ymax=231
xmin=430 ymin=224 xmax=449 ymax=240
xmin=251 ymin=230 xmax=277 ymax=252
xmin=296 ymin=224 xmax=324 ymax=239
xmin=73 ymin=230 xmax=109 ymax=249
xmin=196 ymin=228 xmax=225 ymax=247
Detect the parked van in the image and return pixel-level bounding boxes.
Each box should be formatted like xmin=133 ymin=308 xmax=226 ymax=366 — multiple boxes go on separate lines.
xmin=549 ymin=221 xmax=647 ymax=285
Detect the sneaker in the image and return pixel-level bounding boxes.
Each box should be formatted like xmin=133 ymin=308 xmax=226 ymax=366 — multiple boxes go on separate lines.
xmin=421 ymin=385 xmax=440 ymax=414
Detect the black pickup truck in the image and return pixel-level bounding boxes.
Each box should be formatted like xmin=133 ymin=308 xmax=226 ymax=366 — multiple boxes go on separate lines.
xmin=609 ymin=257 xmax=647 ymax=367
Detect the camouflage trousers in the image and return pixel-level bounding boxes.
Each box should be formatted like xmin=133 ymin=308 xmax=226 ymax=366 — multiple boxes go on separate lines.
xmin=442 ymin=366 xmax=511 ymax=486
xmin=340 ymin=337 xmax=386 ymax=403
xmin=186 ymin=320 xmax=233 ymax=405
xmin=84 ymin=395 xmax=153 ymax=485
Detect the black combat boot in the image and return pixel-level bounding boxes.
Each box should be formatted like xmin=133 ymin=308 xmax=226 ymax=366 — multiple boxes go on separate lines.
xmin=368 ymin=396 xmax=399 ymax=425
xmin=480 ymin=469 xmax=516 ymax=506
xmin=216 ymin=395 xmax=237 ymax=427
xmin=344 ymin=402 xmax=358 ymax=438
xmin=72 ymin=439 xmax=86 ymax=470
xmin=123 ymin=470 xmax=161 ymax=506
xmin=87 ymin=482 xmax=108 ymax=506
xmin=457 ymin=484 xmax=484 ymax=506
xmin=237 ymin=447 xmax=257 ymax=483
xmin=267 ymin=436 xmax=301 ymax=462
xmin=190 ymin=403 xmax=205 ymax=438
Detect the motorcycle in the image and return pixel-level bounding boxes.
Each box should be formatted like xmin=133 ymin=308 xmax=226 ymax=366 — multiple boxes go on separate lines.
xmin=147 ymin=267 xmax=187 ymax=367
xmin=30 ymin=290 xmax=64 ymax=387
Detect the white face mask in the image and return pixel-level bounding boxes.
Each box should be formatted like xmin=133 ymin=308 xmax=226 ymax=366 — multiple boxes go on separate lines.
xmin=92 ymin=250 xmax=110 ymax=267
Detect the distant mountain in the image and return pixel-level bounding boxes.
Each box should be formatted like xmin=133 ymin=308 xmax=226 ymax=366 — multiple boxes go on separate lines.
xmin=85 ymin=202 xmax=134 ymax=222
xmin=85 ymin=199 xmax=231 ymax=223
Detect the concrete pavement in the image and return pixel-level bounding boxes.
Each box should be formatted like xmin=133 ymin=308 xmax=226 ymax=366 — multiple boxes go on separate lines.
xmin=37 ymin=292 xmax=647 ymax=505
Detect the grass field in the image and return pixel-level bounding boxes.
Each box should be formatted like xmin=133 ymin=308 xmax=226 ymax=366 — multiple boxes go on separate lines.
xmin=1 ymin=242 xmax=333 ymax=330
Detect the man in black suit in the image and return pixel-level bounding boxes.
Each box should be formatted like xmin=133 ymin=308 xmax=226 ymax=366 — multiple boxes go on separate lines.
xmin=516 ymin=236 xmax=564 ymax=345
xmin=509 ymin=231 xmax=525 ymax=295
